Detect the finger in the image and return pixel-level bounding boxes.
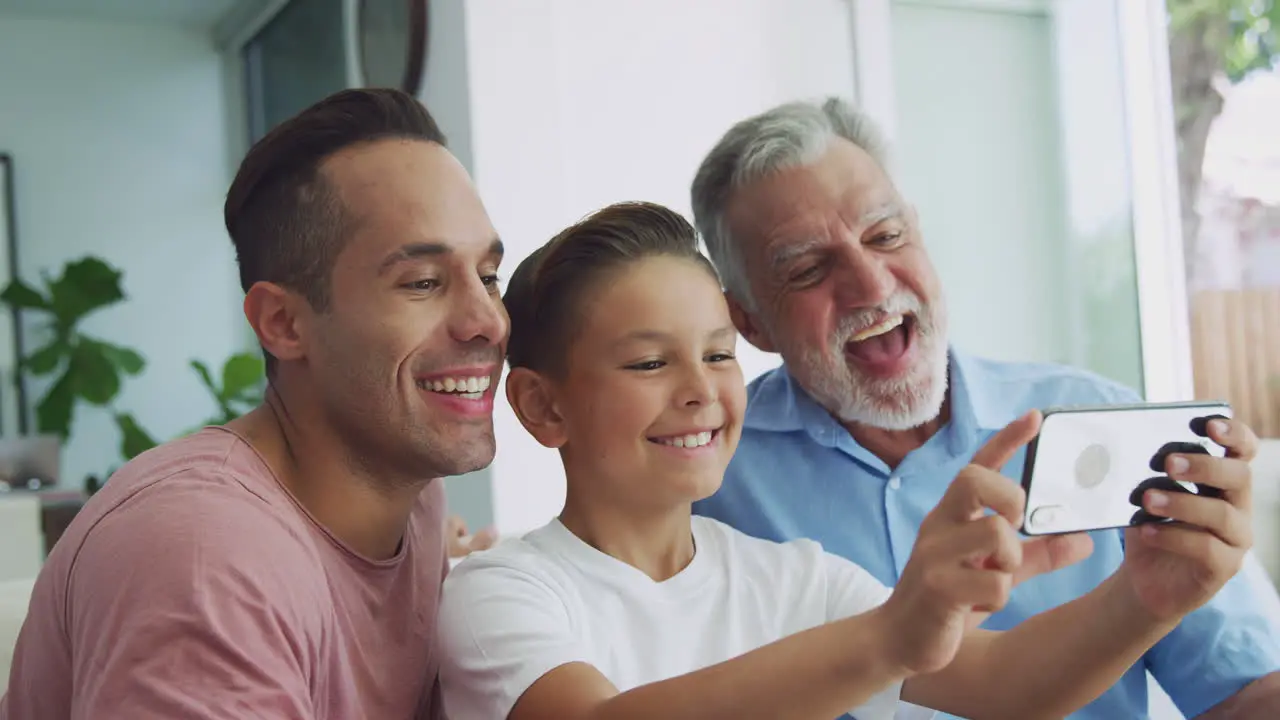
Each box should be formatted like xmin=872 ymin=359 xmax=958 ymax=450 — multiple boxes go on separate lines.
xmin=1166 ymin=454 xmax=1252 ymax=510
xmin=971 ymin=410 xmax=1042 ymax=471
xmin=471 ymin=526 xmax=499 ymax=551
xmin=1143 ymin=489 xmax=1253 ymax=549
xmin=445 ymin=515 xmax=468 ymax=538
xmin=949 ymin=515 xmax=1022 ymax=572
xmin=1207 ymin=417 xmax=1258 ymax=462
xmin=942 ymin=567 xmax=1013 ymax=614
xmin=1014 ymin=534 xmax=1093 ymax=586
xmin=940 ymin=467 xmax=1026 ymax=526
xmin=1136 ymin=522 xmax=1244 ymax=577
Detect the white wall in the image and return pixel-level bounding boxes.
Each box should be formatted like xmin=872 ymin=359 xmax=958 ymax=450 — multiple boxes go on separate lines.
xmin=0 ymin=16 xmax=244 ymax=487
xmin=461 ymin=0 xmax=857 ymax=534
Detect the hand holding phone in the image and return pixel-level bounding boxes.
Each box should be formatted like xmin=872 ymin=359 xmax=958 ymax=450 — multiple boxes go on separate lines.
xmin=1020 ymin=402 xmax=1256 ymax=622
xmin=1020 ymin=401 xmax=1232 ymax=536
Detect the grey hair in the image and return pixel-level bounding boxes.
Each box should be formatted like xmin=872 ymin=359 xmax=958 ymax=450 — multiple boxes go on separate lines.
xmin=689 ymin=97 xmax=891 ymax=310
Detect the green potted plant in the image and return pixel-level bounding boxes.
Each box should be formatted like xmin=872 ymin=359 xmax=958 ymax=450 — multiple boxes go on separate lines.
xmin=0 ymin=256 xmax=145 ymax=442
xmin=116 ymin=351 xmax=266 ymax=462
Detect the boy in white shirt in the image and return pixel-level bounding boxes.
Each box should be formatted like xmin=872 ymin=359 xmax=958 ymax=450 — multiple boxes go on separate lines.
xmin=437 ymin=201 xmax=1255 ymax=720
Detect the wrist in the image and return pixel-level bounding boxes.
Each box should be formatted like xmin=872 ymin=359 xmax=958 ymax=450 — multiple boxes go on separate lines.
xmin=1097 ymin=567 xmax=1178 ymax=633
xmin=858 ymin=601 xmax=921 ymax=682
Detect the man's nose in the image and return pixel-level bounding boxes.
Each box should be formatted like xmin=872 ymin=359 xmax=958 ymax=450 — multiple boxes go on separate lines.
xmin=833 ymin=250 xmax=895 ymax=309
xmin=448 ymin=279 xmax=509 ymax=346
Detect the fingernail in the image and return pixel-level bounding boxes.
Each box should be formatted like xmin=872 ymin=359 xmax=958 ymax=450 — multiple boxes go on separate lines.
xmin=1147 ymin=490 xmax=1168 ymax=509
xmin=1169 ymin=456 xmax=1190 ymax=475
xmin=1142 ymin=524 xmax=1158 ymax=538
xmin=1209 ymin=419 xmax=1229 ymax=437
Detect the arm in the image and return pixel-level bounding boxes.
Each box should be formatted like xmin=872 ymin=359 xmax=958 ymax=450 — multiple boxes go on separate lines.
xmin=438 ymin=556 xmax=910 ymax=720
xmin=1157 ymin=553 xmax=1280 ymax=718
xmin=1198 ymin=671 xmax=1280 ymax=719
xmin=912 ymin=414 xmax=1272 ymax=719
xmin=514 ymin=607 xmax=906 ymax=720
xmin=904 ymin=570 xmax=1176 ymax=719
xmin=66 ymin=485 xmax=323 ymax=719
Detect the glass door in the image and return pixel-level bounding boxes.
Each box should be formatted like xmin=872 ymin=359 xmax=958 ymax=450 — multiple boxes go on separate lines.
xmin=856 ymin=0 xmax=1188 ymax=400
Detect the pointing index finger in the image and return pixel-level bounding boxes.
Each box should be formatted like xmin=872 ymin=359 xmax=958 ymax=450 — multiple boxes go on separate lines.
xmin=971 ymin=410 xmax=1042 ymax=471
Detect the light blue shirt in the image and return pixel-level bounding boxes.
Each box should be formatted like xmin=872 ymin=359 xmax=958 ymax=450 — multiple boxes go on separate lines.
xmin=694 ymin=349 xmax=1280 ymax=719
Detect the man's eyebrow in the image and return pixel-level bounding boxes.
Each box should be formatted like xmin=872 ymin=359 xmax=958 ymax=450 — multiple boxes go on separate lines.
xmin=766 ymin=202 xmax=904 ymax=270
xmin=768 ymin=238 xmax=824 ymax=270
xmin=378 ymin=237 xmax=504 ymax=275
xmin=858 ymin=202 xmax=903 ymax=227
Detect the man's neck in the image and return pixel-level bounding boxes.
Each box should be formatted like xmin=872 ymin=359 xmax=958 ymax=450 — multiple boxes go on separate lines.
xmin=228 ymin=390 xmax=428 ymax=561
xmin=557 ymin=476 xmax=696 ymax=583
xmin=843 ymin=396 xmax=951 ymax=471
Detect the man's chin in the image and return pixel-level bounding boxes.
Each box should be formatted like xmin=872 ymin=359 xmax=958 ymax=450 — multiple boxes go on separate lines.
xmin=839 ymin=370 xmax=946 ymax=430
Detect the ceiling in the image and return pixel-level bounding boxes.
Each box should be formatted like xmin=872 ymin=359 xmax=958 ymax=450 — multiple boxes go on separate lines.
xmin=0 ymin=0 xmax=246 ymax=29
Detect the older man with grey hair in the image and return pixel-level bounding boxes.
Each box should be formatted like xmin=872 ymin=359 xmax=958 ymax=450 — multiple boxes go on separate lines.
xmin=690 ymin=97 xmax=1280 ymax=720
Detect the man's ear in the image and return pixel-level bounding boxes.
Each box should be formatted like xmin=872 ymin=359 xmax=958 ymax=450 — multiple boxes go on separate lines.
xmin=243 ymin=281 xmax=309 ymax=363
xmin=726 ymin=292 xmax=776 ymax=354
xmin=505 ymin=368 xmax=568 ymax=449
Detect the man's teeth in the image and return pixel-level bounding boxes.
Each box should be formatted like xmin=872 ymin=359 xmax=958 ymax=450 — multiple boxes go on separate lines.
xmin=655 ymin=431 xmax=714 ymax=449
xmin=850 ymin=315 xmax=905 ymax=343
xmin=420 ymin=376 xmax=491 ymax=396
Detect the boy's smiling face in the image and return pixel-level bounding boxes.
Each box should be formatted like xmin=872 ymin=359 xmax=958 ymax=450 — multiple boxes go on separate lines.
xmin=548 ymin=255 xmax=746 ymax=509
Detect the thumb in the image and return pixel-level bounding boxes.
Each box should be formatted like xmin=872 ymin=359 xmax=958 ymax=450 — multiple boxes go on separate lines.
xmin=445 ymin=515 xmax=469 ymax=538
xmin=1012 ymin=534 xmax=1093 ymax=586
xmin=971 ymin=410 xmax=1042 ymax=471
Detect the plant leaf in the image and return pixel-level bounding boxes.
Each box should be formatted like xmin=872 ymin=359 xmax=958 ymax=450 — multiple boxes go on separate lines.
xmin=94 ymin=340 xmax=145 ymax=375
xmin=221 ymin=353 xmax=265 ymax=400
xmin=190 ymin=359 xmax=217 ymax=395
xmin=0 ymin=279 xmax=50 ymax=310
xmin=24 ymin=338 xmax=69 ymax=375
xmin=48 ymin=257 xmax=126 ymax=330
xmin=36 ymin=370 xmax=76 ymax=439
xmin=69 ymin=340 xmax=121 ymax=406
xmin=115 ymin=412 xmax=158 ymax=460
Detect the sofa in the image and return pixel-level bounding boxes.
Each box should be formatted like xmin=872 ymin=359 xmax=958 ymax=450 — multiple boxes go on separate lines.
xmin=0 ymin=577 xmax=35 ymax=695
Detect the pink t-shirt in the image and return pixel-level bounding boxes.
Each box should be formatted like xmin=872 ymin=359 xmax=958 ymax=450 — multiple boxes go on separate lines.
xmin=0 ymin=427 xmax=449 ymax=720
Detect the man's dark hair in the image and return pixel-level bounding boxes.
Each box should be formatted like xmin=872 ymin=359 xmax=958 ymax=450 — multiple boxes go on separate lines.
xmin=224 ymin=88 xmax=447 ymax=312
xmin=504 ymin=201 xmax=720 ymax=376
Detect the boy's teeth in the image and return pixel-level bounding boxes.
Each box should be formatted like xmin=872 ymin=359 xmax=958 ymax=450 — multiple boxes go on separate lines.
xmin=659 ymin=430 xmax=714 ymax=449
xmin=423 ymin=376 xmax=491 ymax=394
xmin=850 ymin=315 xmax=905 ymax=343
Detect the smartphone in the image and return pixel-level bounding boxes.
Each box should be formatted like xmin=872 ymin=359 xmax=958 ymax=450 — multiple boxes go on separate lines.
xmin=1020 ymin=400 xmax=1231 ymax=536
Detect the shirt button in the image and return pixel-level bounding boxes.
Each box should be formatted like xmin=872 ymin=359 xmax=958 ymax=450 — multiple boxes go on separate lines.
xmin=888 ymin=476 xmax=902 ymax=490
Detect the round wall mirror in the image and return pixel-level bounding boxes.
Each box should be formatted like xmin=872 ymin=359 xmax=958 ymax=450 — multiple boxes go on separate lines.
xmin=356 ymin=0 xmax=428 ymax=95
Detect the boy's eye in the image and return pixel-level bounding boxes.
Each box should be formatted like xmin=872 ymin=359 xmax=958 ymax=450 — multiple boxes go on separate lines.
xmin=706 ymin=352 xmax=736 ymax=363
xmin=625 ymin=359 xmax=665 ymax=371
xmin=481 ymin=274 xmax=502 ymax=292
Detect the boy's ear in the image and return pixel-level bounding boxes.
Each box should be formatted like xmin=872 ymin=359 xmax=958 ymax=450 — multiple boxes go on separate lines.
xmin=505 ymin=367 xmax=568 ymax=449
xmin=727 ymin=292 xmax=776 ymax=354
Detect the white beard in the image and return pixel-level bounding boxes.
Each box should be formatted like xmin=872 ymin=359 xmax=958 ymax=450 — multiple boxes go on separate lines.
xmin=786 ymin=290 xmax=949 ymax=431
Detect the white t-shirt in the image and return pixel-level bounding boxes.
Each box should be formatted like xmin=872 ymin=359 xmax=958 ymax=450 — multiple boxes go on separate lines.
xmin=437 ymin=515 xmax=905 ymax=720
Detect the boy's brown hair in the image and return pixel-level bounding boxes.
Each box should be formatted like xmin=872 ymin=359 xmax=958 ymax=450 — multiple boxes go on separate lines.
xmin=503 ymin=201 xmax=720 ymax=376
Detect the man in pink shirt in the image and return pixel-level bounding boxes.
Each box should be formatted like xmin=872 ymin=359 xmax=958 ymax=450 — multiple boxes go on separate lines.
xmin=0 ymin=87 xmax=507 ymax=719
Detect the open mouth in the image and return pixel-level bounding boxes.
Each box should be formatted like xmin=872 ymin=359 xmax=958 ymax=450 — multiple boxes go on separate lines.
xmin=647 ymin=428 xmax=721 ymax=449
xmin=845 ymin=314 xmax=916 ymax=371
xmin=416 ymin=375 xmax=492 ymax=400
